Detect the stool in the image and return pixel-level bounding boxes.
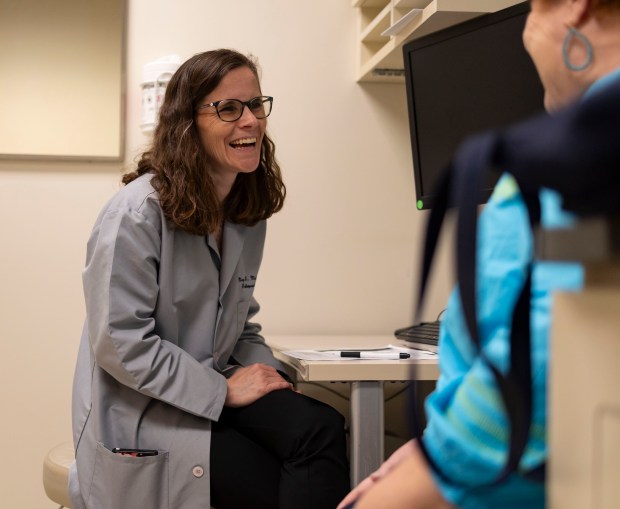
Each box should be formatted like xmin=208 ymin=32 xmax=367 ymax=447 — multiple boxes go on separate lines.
xmin=43 ymin=442 xmax=74 ymax=508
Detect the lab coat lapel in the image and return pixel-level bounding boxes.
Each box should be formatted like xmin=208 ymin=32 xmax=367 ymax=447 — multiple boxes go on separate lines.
xmin=219 ymin=221 xmax=246 ymax=297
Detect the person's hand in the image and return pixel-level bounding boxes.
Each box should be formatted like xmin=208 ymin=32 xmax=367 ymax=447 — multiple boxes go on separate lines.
xmin=336 ymin=439 xmax=416 ymax=509
xmin=224 ymin=363 xmax=292 ymax=407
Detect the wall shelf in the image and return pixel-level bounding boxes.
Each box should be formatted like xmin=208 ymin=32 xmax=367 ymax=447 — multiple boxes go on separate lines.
xmin=354 ymin=0 xmax=524 ymax=83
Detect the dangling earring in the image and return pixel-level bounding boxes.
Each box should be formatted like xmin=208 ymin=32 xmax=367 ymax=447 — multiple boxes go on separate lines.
xmin=562 ymin=26 xmax=593 ymax=71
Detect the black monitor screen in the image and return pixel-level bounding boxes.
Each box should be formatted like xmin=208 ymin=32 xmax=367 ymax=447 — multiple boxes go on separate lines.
xmin=403 ymin=2 xmax=545 ymax=210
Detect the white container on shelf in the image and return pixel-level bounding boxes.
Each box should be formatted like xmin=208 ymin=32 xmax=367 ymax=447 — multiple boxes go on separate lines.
xmin=140 ymin=55 xmax=182 ymax=133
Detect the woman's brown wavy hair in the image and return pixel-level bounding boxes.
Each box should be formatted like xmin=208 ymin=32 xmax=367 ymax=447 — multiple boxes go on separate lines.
xmin=122 ymin=49 xmax=286 ymax=235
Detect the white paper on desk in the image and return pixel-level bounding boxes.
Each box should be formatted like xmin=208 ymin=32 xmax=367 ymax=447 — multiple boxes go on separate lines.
xmin=282 ymin=345 xmax=437 ymax=361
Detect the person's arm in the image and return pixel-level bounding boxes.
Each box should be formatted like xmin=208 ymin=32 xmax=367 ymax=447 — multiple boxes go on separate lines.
xmin=85 ymin=206 xmax=228 ymax=420
xmin=337 ymin=440 xmax=416 ymax=509
xmin=351 ymin=441 xmax=454 ymax=509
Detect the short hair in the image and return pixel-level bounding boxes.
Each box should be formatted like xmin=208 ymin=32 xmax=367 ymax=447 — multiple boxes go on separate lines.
xmin=123 ymin=49 xmax=285 ymax=235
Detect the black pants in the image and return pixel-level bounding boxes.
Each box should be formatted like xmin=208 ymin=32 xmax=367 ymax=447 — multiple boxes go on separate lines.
xmin=210 ymin=389 xmax=350 ymax=509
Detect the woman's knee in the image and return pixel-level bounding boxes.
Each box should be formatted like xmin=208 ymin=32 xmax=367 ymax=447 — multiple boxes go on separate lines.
xmin=296 ymin=395 xmax=347 ymax=442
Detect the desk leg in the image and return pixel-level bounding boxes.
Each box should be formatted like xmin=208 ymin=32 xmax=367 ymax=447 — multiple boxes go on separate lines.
xmin=350 ymin=381 xmax=384 ymax=486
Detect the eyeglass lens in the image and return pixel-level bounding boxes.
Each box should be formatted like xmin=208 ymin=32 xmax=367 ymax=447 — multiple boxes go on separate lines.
xmin=217 ymin=97 xmax=272 ymax=122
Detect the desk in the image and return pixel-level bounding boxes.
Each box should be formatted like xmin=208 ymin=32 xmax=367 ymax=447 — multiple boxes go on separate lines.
xmin=267 ymin=335 xmax=440 ymax=486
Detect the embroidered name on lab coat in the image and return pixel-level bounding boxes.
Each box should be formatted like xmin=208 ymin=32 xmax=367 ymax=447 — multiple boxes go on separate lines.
xmin=238 ymin=275 xmax=256 ymax=289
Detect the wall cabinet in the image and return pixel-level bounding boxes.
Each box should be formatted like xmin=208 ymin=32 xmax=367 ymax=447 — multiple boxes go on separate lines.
xmin=353 ymin=0 xmax=523 ymax=83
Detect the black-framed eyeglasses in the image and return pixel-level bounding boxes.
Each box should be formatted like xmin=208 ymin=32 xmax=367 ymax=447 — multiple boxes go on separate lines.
xmin=197 ymin=96 xmax=273 ymax=122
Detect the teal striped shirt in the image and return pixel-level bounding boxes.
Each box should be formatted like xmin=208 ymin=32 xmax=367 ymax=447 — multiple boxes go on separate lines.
xmin=422 ymin=175 xmax=583 ymax=508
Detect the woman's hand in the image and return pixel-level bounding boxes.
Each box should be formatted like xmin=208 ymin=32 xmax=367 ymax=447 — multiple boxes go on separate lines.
xmin=336 ymin=439 xmax=416 ymax=509
xmin=224 ymin=363 xmax=293 ymax=407
xmin=338 ymin=439 xmax=453 ymax=509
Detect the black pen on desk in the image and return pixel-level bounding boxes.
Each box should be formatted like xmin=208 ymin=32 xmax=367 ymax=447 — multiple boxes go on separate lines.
xmin=340 ymin=351 xmax=410 ymax=360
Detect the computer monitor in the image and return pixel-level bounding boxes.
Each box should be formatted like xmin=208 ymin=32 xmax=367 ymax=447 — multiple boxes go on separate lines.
xmin=403 ymin=2 xmax=545 ymax=210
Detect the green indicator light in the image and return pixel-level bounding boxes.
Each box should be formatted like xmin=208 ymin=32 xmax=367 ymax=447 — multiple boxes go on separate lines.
xmin=417 ymin=200 xmax=423 ymax=210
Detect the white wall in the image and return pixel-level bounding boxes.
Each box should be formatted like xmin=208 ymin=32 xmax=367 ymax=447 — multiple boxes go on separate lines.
xmin=0 ymin=1 xmax=453 ymax=507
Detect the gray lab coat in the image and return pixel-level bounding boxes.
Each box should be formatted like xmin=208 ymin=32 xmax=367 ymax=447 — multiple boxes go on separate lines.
xmin=69 ymin=174 xmax=285 ymax=509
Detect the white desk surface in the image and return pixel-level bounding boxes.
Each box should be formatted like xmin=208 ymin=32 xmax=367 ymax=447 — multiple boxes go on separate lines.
xmin=267 ymin=335 xmax=439 ymax=382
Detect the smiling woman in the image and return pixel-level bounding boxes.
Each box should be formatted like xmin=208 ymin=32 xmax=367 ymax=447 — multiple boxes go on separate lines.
xmin=0 ymin=0 xmax=125 ymax=160
xmin=70 ymin=49 xmax=351 ymax=509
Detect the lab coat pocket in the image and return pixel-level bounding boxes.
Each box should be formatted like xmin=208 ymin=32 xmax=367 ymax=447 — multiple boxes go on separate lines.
xmin=89 ymin=442 xmax=169 ymax=509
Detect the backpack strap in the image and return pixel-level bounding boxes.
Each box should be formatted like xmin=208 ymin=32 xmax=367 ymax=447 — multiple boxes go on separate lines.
xmin=412 ymin=131 xmax=542 ymax=486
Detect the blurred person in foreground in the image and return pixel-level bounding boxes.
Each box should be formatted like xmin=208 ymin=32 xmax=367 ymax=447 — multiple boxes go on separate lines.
xmin=338 ymin=1 xmax=620 ymax=508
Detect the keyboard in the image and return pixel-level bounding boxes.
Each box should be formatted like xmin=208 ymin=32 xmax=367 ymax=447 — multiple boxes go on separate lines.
xmin=394 ymin=321 xmax=441 ymax=346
